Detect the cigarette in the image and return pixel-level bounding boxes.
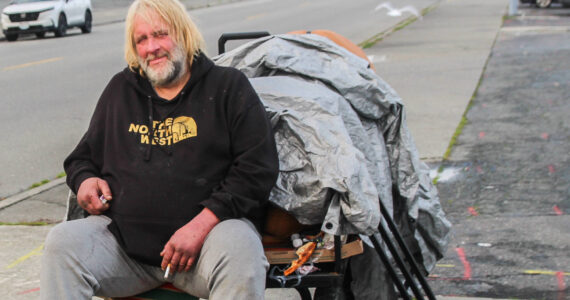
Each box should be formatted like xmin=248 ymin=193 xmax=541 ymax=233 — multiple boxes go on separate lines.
xmin=164 ymin=263 xmax=171 ymax=279
xmin=99 ymin=195 xmax=108 ymax=204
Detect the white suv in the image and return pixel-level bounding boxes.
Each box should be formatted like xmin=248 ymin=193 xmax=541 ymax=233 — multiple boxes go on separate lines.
xmin=1 ymin=0 xmax=92 ymax=41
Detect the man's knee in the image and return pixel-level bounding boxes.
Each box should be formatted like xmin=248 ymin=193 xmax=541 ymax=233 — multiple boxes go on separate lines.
xmin=204 ymin=219 xmax=268 ymax=271
xmin=44 ymin=216 xmax=109 ymax=258
xmin=44 ymin=221 xmax=79 ymax=255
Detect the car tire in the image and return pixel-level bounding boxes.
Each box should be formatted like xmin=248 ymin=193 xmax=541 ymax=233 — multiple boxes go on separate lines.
xmin=81 ymin=10 xmax=92 ymax=34
xmin=535 ymin=0 xmax=552 ymax=8
xmin=36 ymin=32 xmax=46 ymax=39
xmin=54 ymin=14 xmax=67 ymax=37
xmin=5 ymin=33 xmax=18 ymax=41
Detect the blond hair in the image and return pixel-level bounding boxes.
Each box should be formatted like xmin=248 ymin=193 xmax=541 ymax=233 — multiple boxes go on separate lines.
xmin=124 ymin=0 xmax=206 ymax=73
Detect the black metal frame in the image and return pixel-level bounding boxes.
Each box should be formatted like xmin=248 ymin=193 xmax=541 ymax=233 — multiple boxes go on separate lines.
xmin=218 ymin=31 xmax=271 ymax=54
xmin=265 ymin=235 xmax=345 ymax=300
xmin=218 ymin=32 xmax=436 ymax=300
xmin=371 ymin=199 xmax=436 ymax=300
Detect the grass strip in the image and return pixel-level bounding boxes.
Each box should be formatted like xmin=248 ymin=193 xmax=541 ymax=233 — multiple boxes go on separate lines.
xmin=359 ymin=3 xmax=440 ymax=49
xmin=0 ymin=221 xmax=53 ymax=226
xmin=26 ymin=172 xmax=66 ymax=190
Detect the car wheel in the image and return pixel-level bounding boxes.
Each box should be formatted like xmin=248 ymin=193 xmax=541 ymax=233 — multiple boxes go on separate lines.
xmin=54 ymin=14 xmax=67 ymax=37
xmin=81 ymin=10 xmax=92 ymax=34
xmin=5 ymin=33 xmax=18 ymax=41
xmin=535 ymin=0 xmax=552 ymax=8
xmin=36 ymin=32 xmax=46 ymax=39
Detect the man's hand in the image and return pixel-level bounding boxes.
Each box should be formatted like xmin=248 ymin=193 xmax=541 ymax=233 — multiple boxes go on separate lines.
xmin=161 ymin=208 xmax=220 ymax=273
xmin=77 ymin=177 xmax=112 ymax=215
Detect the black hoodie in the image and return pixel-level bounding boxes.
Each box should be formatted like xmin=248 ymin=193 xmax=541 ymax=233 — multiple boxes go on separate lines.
xmin=64 ymin=54 xmax=279 ymax=266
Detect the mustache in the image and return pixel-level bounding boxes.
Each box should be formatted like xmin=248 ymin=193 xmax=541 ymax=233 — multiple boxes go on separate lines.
xmin=144 ymin=50 xmax=170 ymax=65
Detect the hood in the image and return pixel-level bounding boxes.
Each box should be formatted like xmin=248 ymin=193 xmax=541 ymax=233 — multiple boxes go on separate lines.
xmin=3 ymin=1 xmax=60 ymax=14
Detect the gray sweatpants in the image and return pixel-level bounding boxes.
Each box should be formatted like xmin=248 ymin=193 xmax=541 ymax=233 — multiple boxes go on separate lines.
xmin=40 ymin=215 xmax=268 ymax=300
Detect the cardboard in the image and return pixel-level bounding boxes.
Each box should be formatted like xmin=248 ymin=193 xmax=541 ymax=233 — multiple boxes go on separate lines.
xmin=264 ymin=239 xmax=364 ymax=265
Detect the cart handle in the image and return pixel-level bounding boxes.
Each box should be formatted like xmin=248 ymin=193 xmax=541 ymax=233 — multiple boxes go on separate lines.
xmin=218 ymin=31 xmax=271 ymax=54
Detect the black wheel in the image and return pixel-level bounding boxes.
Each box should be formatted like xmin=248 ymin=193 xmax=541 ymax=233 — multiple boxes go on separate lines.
xmin=54 ymin=14 xmax=67 ymax=37
xmin=35 ymin=32 xmax=46 ymax=39
xmin=535 ymin=0 xmax=552 ymax=8
xmin=81 ymin=10 xmax=92 ymax=34
xmin=5 ymin=33 xmax=18 ymax=41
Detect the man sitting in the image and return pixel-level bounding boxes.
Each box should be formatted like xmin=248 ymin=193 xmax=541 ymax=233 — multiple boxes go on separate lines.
xmin=40 ymin=0 xmax=279 ymax=299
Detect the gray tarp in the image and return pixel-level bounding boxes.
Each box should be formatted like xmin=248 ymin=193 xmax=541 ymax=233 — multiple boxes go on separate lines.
xmin=213 ymin=34 xmax=451 ymax=273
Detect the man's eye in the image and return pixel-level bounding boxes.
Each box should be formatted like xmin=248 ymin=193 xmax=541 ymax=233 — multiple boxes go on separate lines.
xmin=135 ymin=36 xmax=146 ymax=44
xmin=156 ymin=31 xmax=168 ymax=37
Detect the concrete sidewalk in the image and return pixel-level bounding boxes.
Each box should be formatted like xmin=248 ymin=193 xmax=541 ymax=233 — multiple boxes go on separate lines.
xmin=0 ymin=0 xmax=511 ymax=299
xmin=367 ymin=0 xmax=507 ymax=161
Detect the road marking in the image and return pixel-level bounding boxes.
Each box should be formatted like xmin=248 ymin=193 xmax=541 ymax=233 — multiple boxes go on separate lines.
xmin=246 ymin=13 xmax=266 ymax=21
xmin=436 ymin=264 xmax=456 ymax=268
xmin=524 ymin=270 xmax=570 ymax=276
xmin=455 ymin=247 xmax=472 ymax=280
xmin=17 ymin=287 xmax=40 ymax=295
xmin=2 ymin=57 xmax=63 ymax=71
xmin=5 ymin=243 xmax=44 ymax=269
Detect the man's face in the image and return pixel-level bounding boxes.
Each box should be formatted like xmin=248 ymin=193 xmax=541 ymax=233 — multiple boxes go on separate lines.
xmin=133 ymin=12 xmax=187 ymax=87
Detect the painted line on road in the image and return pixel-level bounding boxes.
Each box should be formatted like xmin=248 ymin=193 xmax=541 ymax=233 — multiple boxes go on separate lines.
xmin=436 ymin=264 xmax=456 ymax=268
xmin=2 ymin=57 xmax=63 ymax=71
xmin=556 ymin=271 xmax=566 ymax=299
xmin=524 ymin=270 xmax=570 ymax=276
xmin=455 ymin=247 xmax=472 ymax=280
xmin=17 ymin=287 xmax=40 ymax=295
xmin=246 ymin=13 xmax=266 ymax=21
xmin=5 ymin=243 xmax=44 ymax=269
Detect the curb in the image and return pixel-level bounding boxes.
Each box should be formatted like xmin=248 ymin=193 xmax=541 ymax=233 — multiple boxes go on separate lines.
xmin=0 ymin=177 xmax=66 ymax=211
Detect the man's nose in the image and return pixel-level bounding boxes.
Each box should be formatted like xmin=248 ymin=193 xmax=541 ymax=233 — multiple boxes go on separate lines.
xmin=145 ymin=37 xmax=161 ymax=54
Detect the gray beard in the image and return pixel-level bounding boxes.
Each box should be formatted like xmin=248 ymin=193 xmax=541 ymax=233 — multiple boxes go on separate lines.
xmin=138 ymin=45 xmax=187 ymax=87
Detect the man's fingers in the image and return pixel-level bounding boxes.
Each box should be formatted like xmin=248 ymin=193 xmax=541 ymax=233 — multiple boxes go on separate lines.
xmin=161 ymin=244 xmax=174 ymax=270
xmin=97 ymin=179 xmax=113 ymax=201
xmin=170 ymin=251 xmax=182 ymax=272
xmin=177 ymin=255 xmax=190 ymax=272
xmin=184 ymin=257 xmax=195 ymax=272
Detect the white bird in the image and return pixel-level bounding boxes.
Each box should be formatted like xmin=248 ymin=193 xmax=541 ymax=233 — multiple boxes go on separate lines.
xmin=374 ymin=2 xmax=422 ymax=19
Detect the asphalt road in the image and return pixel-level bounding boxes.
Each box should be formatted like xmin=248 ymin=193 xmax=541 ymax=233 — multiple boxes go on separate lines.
xmin=428 ymin=4 xmax=570 ymax=298
xmin=0 ymin=0 xmax=439 ymax=199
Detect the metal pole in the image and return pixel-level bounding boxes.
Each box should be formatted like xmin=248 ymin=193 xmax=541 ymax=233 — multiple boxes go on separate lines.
xmin=376 ymin=225 xmax=425 ymax=300
xmin=370 ymin=235 xmax=412 ymax=300
xmin=379 ymin=201 xmax=437 ymax=300
xmin=509 ymin=0 xmax=518 ymax=16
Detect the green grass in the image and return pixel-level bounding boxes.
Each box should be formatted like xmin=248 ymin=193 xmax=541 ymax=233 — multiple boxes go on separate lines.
xmin=359 ymin=3 xmax=440 ymax=49
xmin=0 ymin=221 xmax=52 ymax=226
xmin=26 ymin=171 xmax=66 ymax=190
xmin=29 ymin=179 xmax=50 ymax=189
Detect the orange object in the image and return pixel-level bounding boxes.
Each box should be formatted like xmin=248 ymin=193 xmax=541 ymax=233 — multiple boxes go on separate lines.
xmin=283 ymin=241 xmax=317 ymax=276
xmin=288 ymin=29 xmax=375 ymax=70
